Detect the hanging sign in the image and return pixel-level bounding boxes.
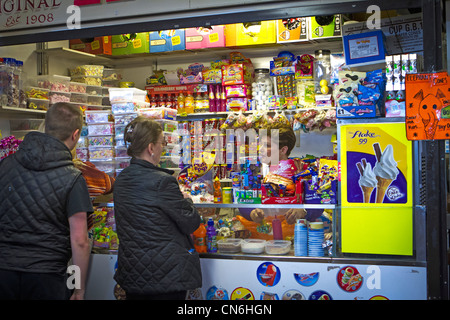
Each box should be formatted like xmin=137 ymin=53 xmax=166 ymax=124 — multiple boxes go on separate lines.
xmin=405 ymin=71 xmax=450 ymax=140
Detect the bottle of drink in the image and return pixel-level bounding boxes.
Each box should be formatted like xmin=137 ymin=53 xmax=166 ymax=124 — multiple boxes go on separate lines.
xmin=166 ymin=93 xmax=174 ymax=109
xmin=193 ymin=222 xmax=207 ymax=253
xmin=213 ymin=176 xmax=222 ymax=203
xmin=202 ymin=91 xmax=209 ymax=112
xmin=272 ymin=215 xmax=283 ymax=240
xmin=157 ymin=94 xmax=166 ymax=108
xmin=220 ymin=85 xmax=227 ymax=112
xmin=206 ymin=218 xmax=217 ymax=253
xmin=149 ymin=94 xmax=157 ymax=108
xmin=177 ymin=91 xmax=185 ymax=114
xmin=208 ymin=85 xmax=216 ymax=112
xmin=194 ymin=92 xmax=202 ymax=113
xmin=185 ymin=91 xmax=194 ymax=114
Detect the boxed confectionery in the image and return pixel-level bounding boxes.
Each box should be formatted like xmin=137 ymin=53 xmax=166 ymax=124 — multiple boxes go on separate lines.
xmin=225 ymin=21 xmax=276 ymax=47
xmin=276 ymin=18 xmax=308 ymax=43
xmin=111 ymin=33 xmax=150 ymax=55
xmin=309 ymin=15 xmax=342 ymax=40
xmin=185 ymin=26 xmax=226 ymax=49
xmin=69 ymin=36 xmax=112 ymax=55
xmin=149 ymin=29 xmax=186 ymax=53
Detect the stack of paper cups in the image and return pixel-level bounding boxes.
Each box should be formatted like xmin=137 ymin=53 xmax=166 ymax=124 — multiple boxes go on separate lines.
xmin=308 ymin=222 xmax=324 ymax=257
xmin=294 ymin=219 xmax=308 ymax=256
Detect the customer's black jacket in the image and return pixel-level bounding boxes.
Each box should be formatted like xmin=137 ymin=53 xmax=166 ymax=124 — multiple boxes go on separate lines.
xmin=0 ymin=132 xmax=81 ymax=275
xmin=113 ymin=158 xmax=202 ymax=295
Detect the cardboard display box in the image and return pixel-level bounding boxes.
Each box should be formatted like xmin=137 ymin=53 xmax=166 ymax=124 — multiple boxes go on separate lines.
xmin=149 ymin=29 xmax=186 ymax=53
xmin=276 ymin=18 xmax=308 ymax=43
xmin=69 ymin=36 xmax=112 ymax=55
xmin=111 ymin=33 xmax=150 ymax=55
xmin=225 ymin=21 xmax=276 ymax=47
xmin=309 ymin=15 xmax=342 ymax=40
xmin=185 ymin=26 xmax=225 ymax=49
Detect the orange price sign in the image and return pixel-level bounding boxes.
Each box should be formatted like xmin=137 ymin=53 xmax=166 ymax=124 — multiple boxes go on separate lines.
xmin=405 ymin=71 xmax=450 ymax=140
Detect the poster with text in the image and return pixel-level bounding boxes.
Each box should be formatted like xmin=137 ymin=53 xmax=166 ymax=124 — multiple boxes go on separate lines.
xmin=405 ymin=71 xmax=450 ymax=140
xmin=340 ymin=122 xmax=413 ymax=206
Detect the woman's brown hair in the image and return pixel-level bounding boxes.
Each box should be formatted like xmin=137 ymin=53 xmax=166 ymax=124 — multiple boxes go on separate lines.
xmin=124 ymin=116 xmax=163 ymax=157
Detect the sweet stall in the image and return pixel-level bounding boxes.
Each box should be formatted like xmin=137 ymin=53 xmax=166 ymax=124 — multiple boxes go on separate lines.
xmin=0 ymin=0 xmax=447 ymax=300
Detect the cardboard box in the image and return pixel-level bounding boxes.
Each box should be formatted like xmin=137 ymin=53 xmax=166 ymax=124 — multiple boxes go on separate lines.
xmin=185 ymin=26 xmax=225 ymax=49
xmin=277 ymin=18 xmax=308 ymax=43
xmin=225 ymin=21 xmax=276 ymax=46
xmin=304 ymin=180 xmax=337 ymax=204
xmin=309 ymin=15 xmax=342 ymax=40
xmin=149 ymin=29 xmax=186 ymax=53
xmin=111 ymin=33 xmax=149 ymax=55
xmin=69 ymin=36 xmax=112 ymax=55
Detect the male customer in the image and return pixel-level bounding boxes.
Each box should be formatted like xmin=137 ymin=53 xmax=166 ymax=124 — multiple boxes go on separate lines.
xmin=0 ymin=102 xmax=93 ymax=300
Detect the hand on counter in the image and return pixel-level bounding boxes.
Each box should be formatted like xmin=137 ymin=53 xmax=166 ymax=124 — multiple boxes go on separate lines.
xmin=250 ymin=208 xmax=307 ymax=225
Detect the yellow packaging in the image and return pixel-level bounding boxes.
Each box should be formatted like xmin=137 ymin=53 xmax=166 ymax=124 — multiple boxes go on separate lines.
xmin=222 ymin=187 xmax=233 ymax=203
xmin=225 ymin=21 xmax=276 ymax=46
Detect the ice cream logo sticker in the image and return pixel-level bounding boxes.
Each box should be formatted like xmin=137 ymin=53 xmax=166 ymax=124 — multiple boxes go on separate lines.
xmin=257 ymin=262 xmax=280 ymax=287
xmin=337 ymin=266 xmax=363 ymax=292
xmin=356 ymin=143 xmax=402 ymax=203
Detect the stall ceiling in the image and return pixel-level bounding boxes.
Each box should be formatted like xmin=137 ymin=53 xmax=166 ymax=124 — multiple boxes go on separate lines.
xmin=0 ymin=0 xmax=421 ymax=46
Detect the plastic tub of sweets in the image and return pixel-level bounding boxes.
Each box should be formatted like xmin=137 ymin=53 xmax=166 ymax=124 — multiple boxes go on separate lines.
xmin=36 ymin=75 xmax=70 ymax=92
xmin=241 ymin=239 xmax=266 ymax=254
xmin=85 ymin=110 xmax=113 ymax=124
xmin=88 ymin=94 xmax=102 ymax=106
xmin=108 ymin=87 xmax=147 ymax=103
xmin=87 ymin=123 xmax=114 ymax=136
xmin=159 ymin=156 xmax=180 ymax=169
xmin=49 ymin=91 xmax=71 ymax=104
xmin=9 ymin=118 xmax=45 ymax=131
xmin=27 ymin=98 xmax=49 ymax=110
xmin=86 ymin=85 xmax=102 ymax=96
xmin=217 ymin=238 xmax=243 ymax=253
xmin=155 ymin=119 xmax=178 ymax=132
xmin=88 ymin=147 xmax=114 ymax=160
xmin=111 ymin=101 xmax=149 ymax=114
xmin=265 ymin=240 xmax=291 ymax=255
xmin=71 ymin=75 xmax=103 ymax=86
xmin=70 ymin=65 xmax=104 ymax=77
xmin=114 ymin=113 xmax=138 ymax=126
xmin=26 ymin=86 xmax=49 ymax=99
xmin=138 ymin=107 xmax=177 ymax=120
xmin=88 ymin=135 xmax=115 ymax=147
xmin=70 ymin=92 xmax=88 ymax=104
xmin=69 ymin=82 xmax=87 ymax=93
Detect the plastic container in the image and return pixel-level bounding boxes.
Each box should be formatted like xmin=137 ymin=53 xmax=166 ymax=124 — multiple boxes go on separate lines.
xmin=88 ymin=135 xmax=114 ymax=147
xmin=69 ymin=82 xmax=87 ymax=93
xmin=251 ymin=68 xmax=273 ymax=110
xmin=313 ymin=49 xmax=331 ymax=94
xmin=75 ymin=147 xmax=89 ymax=160
xmin=241 ymin=239 xmax=266 ymax=254
xmin=103 ymin=68 xmax=121 ymax=82
xmin=138 ymin=107 xmax=177 ymax=120
xmin=193 ymin=223 xmax=207 ymax=253
xmin=70 ymin=65 xmax=104 ymax=77
xmin=85 ymin=110 xmax=113 ymax=124
xmin=88 ymin=94 xmax=102 ymax=106
xmin=265 ymin=240 xmax=291 ymax=255
xmin=114 ymin=112 xmax=138 ymax=126
xmin=36 ymin=75 xmax=70 ymax=92
xmin=86 ymin=85 xmax=102 ymax=96
xmin=163 ymin=131 xmax=179 ymax=144
xmin=88 ymin=146 xmax=114 ymax=160
xmin=108 ymin=87 xmax=147 ymax=103
xmin=206 ymin=218 xmax=218 ymax=253
xmin=111 ymin=101 xmax=149 ymax=114
xmin=155 ymin=119 xmax=178 ymax=132
xmin=70 ymin=92 xmax=88 ymax=103
xmin=26 ymin=86 xmax=49 ymax=99
xmin=9 ymin=119 xmax=44 ymax=131
xmin=71 ymin=75 xmax=103 ymax=86
xmin=27 ymin=98 xmax=49 ymax=110
xmin=87 ymin=123 xmax=114 ymax=136
xmin=115 ymin=146 xmax=128 ymax=158
xmin=88 ymin=160 xmax=115 ymax=175
xmin=217 ymin=238 xmax=242 ymax=253
xmin=76 ymin=137 xmax=88 ymax=148
xmin=49 ymin=91 xmax=70 ymax=103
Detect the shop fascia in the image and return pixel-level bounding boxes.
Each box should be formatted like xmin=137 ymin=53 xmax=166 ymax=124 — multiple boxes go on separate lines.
xmin=0 ymin=0 xmax=62 ymax=14
xmin=177 ymin=128 xmax=280 ymax=166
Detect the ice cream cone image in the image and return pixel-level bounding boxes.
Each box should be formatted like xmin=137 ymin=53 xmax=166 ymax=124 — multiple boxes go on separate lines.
xmin=362 ymin=186 xmax=375 ymax=203
xmin=356 ymin=159 xmax=376 ymax=203
xmin=372 ymin=143 xmax=399 ymax=204
xmin=375 ymin=176 xmax=393 ymax=203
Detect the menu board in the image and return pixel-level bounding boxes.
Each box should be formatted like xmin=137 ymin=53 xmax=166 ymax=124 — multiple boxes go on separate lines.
xmin=405 ymin=71 xmax=450 ymax=140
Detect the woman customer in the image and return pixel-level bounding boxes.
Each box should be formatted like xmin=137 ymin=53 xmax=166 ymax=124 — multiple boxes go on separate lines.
xmin=113 ymin=116 xmax=202 ymax=300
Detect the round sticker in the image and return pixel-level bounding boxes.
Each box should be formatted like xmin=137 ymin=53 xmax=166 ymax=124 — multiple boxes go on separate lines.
xmin=282 ymin=290 xmax=305 ymax=300
xmin=337 ymin=265 xmax=363 ymax=292
xmin=308 ymin=290 xmax=332 ymax=300
xmin=206 ymin=286 xmax=229 ymax=300
xmin=293 ymin=272 xmax=319 ymax=286
xmin=257 ymin=262 xmax=281 ymax=287
xmin=231 ymin=287 xmax=254 ymax=300
xmin=260 ymin=292 xmax=279 ymax=300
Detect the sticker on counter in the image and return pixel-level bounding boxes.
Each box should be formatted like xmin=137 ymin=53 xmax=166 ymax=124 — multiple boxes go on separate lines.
xmin=260 ymin=292 xmax=279 ymax=300
xmin=282 ymin=290 xmax=305 ymax=300
xmin=369 ymin=295 xmax=389 ymax=300
xmin=257 ymin=262 xmax=281 ymax=287
xmin=293 ymin=272 xmax=319 ymax=286
xmin=308 ymin=290 xmax=332 ymax=300
xmin=231 ymin=287 xmax=254 ymax=300
xmin=337 ymin=266 xmax=363 ymax=292
xmin=206 ymin=286 xmax=229 ymax=300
